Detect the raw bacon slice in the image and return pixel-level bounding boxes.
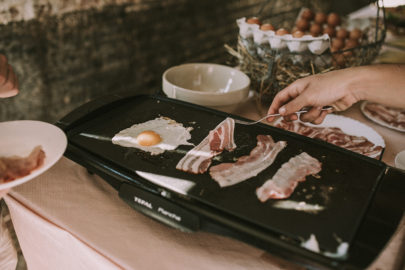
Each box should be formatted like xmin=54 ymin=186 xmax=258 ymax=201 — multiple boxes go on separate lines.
xmin=363 ymin=102 xmax=405 ymax=131
xmin=208 ymin=117 xmax=236 ymax=152
xmin=176 ymin=118 xmax=236 ymax=174
xmin=275 ymin=120 xmax=383 ymax=157
xmin=256 ymin=152 xmax=321 ymax=202
xmin=0 ymin=146 xmax=46 ymax=183
xmin=209 ymin=135 xmax=287 ymax=187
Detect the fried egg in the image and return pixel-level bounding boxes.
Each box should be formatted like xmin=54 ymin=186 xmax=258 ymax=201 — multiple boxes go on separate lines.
xmin=112 ymin=117 xmax=193 ymax=155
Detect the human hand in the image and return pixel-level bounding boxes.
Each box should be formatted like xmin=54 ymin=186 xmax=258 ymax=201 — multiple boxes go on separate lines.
xmin=0 ymin=54 xmax=19 ymax=98
xmin=267 ymin=68 xmax=361 ymax=124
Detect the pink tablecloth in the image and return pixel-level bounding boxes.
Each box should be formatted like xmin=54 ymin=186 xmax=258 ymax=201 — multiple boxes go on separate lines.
xmin=4 ymin=100 xmax=405 ymax=270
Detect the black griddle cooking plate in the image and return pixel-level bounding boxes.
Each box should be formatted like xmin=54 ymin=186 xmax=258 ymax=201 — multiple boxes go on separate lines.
xmin=57 ymin=93 xmax=405 ymax=270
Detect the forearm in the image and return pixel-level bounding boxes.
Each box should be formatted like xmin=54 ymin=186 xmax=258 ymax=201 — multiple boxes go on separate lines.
xmin=349 ymin=64 xmax=405 ymax=108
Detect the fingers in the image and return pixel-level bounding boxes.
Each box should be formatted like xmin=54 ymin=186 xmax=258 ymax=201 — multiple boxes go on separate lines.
xmin=267 ymin=79 xmax=307 ymax=122
xmin=0 ymin=89 xmax=18 ymax=98
xmin=6 ymin=65 xmax=18 ymax=90
xmin=0 ymin=54 xmax=8 ymax=86
xmin=299 ymin=106 xmax=323 ymax=122
xmin=282 ymin=113 xmax=298 ymax=122
xmin=279 ymin=93 xmax=310 ymax=117
xmin=300 ymin=107 xmax=330 ymax=124
xmin=312 ymin=110 xmax=329 ymax=124
xmin=330 ymin=100 xmax=350 ymax=112
xmin=0 ymin=63 xmax=19 ymax=98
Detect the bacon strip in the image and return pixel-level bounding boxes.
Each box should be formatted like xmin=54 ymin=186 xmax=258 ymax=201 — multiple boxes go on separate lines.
xmin=364 ymin=102 xmax=405 ymax=130
xmin=208 ymin=118 xmax=236 ymax=152
xmin=256 ymin=152 xmax=321 ymax=202
xmin=0 ymin=146 xmax=46 ymax=183
xmin=275 ymin=120 xmax=383 ymax=157
xmin=209 ymin=135 xmax=287 ymax=187
xmin=176 ymin=118 xmax=236 ymax=174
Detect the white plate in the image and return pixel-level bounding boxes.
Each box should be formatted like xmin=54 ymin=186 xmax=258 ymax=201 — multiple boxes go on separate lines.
xmin=0 ymin=120 xmax=67 ymax=189
xmin=274 ymin=114 xmax=385 ymax=158
xmin=395 ymin=150 xmax=405 ymax=170
xmin=360 ymin=101 xmax=405 ymax=133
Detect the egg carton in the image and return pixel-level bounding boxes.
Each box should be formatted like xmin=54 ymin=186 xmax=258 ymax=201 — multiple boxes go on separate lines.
xmin=237 ymin=17 xmax=330 ymax=55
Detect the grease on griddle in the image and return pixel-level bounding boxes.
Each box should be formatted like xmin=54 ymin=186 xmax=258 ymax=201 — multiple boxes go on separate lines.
xmin=272 ymin=200 xmax=325 ymax=213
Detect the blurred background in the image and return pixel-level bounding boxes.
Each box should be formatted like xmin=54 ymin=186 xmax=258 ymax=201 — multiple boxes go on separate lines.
xmin=0 ymin=0 xmax=400 ymax=123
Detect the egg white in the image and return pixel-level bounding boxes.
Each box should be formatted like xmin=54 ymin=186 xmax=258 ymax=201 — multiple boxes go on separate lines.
xmin=112 ymin=117 xmax=193 ymax=155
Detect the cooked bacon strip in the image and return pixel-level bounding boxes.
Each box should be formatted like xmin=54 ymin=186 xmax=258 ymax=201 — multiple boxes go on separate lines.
xmin=0 ymin=146 xmax=46 ymax=183
xmin=176 ymin=118 xmax=236 ymax=174
xmin=209 ymin=135 xmax=287 ymax=187
xmin=256 ymin=152 xmax=321 ymax=202
xmin=364 ymin=102 xmax=405 ymax=130
xmin=275 ymin=120 xmax=383 ymax=157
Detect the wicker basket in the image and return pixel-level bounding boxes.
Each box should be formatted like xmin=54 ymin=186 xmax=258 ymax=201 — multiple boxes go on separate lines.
xmin=227 ymin=0 xmax=386 ymax=105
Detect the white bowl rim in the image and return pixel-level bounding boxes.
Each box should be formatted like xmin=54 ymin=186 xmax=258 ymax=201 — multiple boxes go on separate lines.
xmin=395 ymin=150 xmax=405 ymax=170
xmin=162 ymin=63 xmax=251 ymax=96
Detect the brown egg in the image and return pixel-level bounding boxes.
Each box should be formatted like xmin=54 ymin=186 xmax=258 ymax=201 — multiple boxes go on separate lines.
xmin=323 ymin=26 xmax=336 ymax=37
xmin=314 ymin=12 xmax=327 ymax=24
xmin=330 ymin=46 xmax=339 ymax=53
xmin=137 ymin=130 xmax=162 ymax=146
xmin=336 ymin=28 xmax=348 ymax=39
xmin=276 ymin=28 xmax=289 ymax=36
xmin=260 ymin=23 xmax=275 ymax=31
xmin=327 ymin=13 xmax=341 ymax=27
xmin=301 ymin=9 xmax=314 ymax=21
xmin=292 ymin=30 xmax=305 ymax=38
xmin=246 ymin=17 xmax=261 ymax=25
xmin=345 ymin=39 xmax=359 ymax=49
xmin=296 ymin=18 xmax=310 ymax=31
xmin=310 ymin=24 xmax=322 ymax=37
xmin=349 ymin=28 xmax=362 ymax=40
xmin=332 ymin=38 xmax=345 ymax=50
xmin=342 ymin=46 xmax=354 ymax=57
xmin=333 ymin=54 xmax=346 ymax=67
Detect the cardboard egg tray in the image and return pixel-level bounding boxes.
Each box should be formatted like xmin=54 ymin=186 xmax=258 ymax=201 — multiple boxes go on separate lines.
xmin=237 ymin=17 xmax=330 ymax=55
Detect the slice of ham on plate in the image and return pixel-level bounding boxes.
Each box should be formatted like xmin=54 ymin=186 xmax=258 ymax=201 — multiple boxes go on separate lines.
xmin=176 ymin=117 xmax=236 ymax=174
xmin=273 ymin=114 xmax=385 ymax=159
xmin=256 ymin=152 xmax=322 ymax=202
xmin=0 ymin=120 xmax=67 ymax=189
xmin=209 ymin=135 xmax=287 ymax=187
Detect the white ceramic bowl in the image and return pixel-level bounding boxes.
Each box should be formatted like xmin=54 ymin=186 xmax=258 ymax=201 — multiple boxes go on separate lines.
xmin=162 ymin=63 xmax=250 ymax=107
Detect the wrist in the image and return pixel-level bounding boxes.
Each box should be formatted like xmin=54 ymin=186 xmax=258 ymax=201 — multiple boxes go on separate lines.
xmin=344 ymin=67 xmax=368 ymax=102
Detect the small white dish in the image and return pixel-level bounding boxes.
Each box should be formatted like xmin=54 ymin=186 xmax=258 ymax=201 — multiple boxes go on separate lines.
xmin=395 ymin=150 xmax=405 ymax=170
xmin=162 ymin=63 xmax=250 ymax=107
xmin=0 ymin=120 xmax=67 ymax=189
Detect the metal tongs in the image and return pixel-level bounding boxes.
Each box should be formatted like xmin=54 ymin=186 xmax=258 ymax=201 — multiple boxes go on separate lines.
xmin=233 ymin=106 xmax=334 ymax=125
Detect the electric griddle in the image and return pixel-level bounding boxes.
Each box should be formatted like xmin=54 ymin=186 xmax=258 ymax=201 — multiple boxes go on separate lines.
xmin=57 ymin=93 xmax=405 ymax=270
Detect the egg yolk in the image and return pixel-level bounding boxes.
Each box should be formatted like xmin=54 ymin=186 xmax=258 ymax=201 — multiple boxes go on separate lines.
xmin=136 ymin=130 xmax=162 ymax=146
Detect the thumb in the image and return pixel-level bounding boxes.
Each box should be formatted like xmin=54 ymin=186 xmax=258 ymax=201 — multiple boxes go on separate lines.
xmin=0 ymin=89 xmax=18 ymax=98
xmin=279 ymin=94 xmax=309 ymax=116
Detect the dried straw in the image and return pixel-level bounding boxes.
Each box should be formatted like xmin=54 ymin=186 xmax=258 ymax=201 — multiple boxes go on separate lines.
xmin=225 ymin=36 xmax=383 ymax=105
